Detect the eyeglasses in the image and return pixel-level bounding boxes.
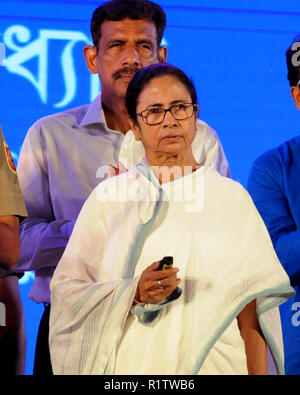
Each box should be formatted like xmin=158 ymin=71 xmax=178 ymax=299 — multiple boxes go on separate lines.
xmin=135 ymin=103 xmax=198 ymax=126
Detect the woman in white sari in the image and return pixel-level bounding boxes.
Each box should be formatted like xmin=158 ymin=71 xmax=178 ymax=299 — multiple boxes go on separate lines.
xmin=49 ymin=64 xmax=294 ymax=375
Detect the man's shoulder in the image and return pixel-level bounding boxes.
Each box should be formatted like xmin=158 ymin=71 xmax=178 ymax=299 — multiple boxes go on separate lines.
xmin=253 ymin=137 xmax=300 ymax=170
xmin=31 ymin=103 xmax=91 ymax=131
xmin=249 ymin=139 xmax=300 ymax=188
xmin=254 ymin=147 xmax=279 ymax=166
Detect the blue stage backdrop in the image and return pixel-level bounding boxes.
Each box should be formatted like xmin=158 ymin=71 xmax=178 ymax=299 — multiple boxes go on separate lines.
xmin=1 ymin=0 xmax=300 ymax=374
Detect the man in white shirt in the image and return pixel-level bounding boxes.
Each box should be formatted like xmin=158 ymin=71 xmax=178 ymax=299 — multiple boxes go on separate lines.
xmin=16 ymin=0 xmax=230 ymax=375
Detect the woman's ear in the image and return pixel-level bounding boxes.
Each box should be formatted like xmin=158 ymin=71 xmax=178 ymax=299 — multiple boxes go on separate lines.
xmin=193 ymin=104 xmax=199 ymax=128
xmin=128 ymin=118 xmax=141 ymax=141
xmin=291 ymin=86 xmax=300 ymax=111
xmin=83 ymin=45 xmax=98 ymax=74
xmin=194 ymin=104 xmax=199 ymax=119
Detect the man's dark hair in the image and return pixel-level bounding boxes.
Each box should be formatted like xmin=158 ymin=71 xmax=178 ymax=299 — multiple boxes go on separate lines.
xmin=91 ymin=0 xmax=166 ymax=50
xmin=126 ymin=63 xmax=198 ymax=123
xmin=286 ymin=34 xmax=300 ymax=87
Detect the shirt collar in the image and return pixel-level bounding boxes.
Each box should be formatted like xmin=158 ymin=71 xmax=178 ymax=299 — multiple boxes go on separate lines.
xmin=79 ymin=93 xmax=107 ymax=127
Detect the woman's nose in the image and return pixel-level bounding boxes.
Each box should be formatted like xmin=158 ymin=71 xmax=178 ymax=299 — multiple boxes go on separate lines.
xmin=163 ymin=109 xmax=178 ymax=127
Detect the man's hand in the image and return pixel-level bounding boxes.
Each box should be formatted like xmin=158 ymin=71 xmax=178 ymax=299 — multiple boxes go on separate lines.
xmin=135 ymin=261 xmax=181 ymax=304
xmin=107 ymin=161 xmax=128 ymax=177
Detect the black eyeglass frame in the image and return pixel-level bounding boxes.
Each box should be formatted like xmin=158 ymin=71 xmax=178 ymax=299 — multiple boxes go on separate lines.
xmin=134 ymin=103 xmax=198 ymax=126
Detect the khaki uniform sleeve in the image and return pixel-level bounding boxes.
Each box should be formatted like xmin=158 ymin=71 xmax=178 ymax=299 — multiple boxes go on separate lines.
xmin=0 ymin=126 xmax=27 ymax=217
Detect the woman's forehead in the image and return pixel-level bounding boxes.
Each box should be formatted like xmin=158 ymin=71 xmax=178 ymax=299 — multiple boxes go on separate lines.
xmin=138 ymin=75 xmax=191 ymax=107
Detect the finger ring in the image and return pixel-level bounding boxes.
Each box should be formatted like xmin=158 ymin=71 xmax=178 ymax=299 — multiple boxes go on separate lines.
xmin=158 ymin=280 xmax=163 ymax=289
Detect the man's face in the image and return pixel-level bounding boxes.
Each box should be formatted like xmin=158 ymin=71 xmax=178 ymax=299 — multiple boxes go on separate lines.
xmin=92 ymin=18 xmax=167 ymax=104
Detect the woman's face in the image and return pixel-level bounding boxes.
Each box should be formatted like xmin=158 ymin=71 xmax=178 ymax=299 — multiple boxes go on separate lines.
xmin=131 ymin=75 xmax=198 ymax=159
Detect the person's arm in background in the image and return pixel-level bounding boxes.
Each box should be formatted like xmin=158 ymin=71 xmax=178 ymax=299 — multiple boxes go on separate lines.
xmin=0 ymin=126 xmax=28 ymax=374
xmin=248 ymin=155 xmax=300 ymax=284
xmin=0 ymin=221 xmax=25 ymax=375
xmin=0 ymin=215 xmax=20 ymax=271
xmin=0 ymin=216 xmax=24 ymax=371
xmin=0 ymin=274 xmax=26 ymax=375
xmin=16 ymin=124 xmax=75 ymax=273
xmin=0 ymin=126 xmax=27 ymax=271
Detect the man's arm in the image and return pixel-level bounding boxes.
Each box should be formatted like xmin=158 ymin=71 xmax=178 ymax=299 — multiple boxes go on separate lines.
xmin=0 ymin=216 xmax=20 ymax=271
xmin=237 ymin=299 xmax=267 ymax=375
xmin=0 ymin=275 xmax=26 ymax=374
xmin=15 ymin=124 xmax=74 ymax=272
xmin=0 ymin=127 xmax=26 ymax=271
xmin=18 ymin=217 xmax=75 ymax=271
xmin=248 ymin=157 xmax=300 ymax=283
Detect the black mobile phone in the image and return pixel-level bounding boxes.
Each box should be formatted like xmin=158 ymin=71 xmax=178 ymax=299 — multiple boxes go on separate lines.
xmin=158 ymin=256 xmax=182 ymax=301
xmin=158 ymin=256 xmax=173 ymax=271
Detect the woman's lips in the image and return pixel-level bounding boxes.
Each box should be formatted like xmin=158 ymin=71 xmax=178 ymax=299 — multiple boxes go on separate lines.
xmin=162 ymin=135 xmax=181 ymax=142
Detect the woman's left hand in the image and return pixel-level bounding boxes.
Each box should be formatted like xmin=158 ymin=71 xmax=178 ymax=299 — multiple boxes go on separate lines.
xmin=134 ymin=261 xmax=181 ymax=304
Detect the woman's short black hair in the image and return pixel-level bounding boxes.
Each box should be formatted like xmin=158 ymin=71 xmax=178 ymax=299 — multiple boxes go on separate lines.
xmin=91 ymin=0 xmax=166 ymax=50
xmin=286 ymin=34 xmax=300 ymax=87
xmin=126 ymin=63 xmax=198 ymax=123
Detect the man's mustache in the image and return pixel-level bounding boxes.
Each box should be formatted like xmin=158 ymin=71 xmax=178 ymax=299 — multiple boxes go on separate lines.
xmin=112 ymin=66 xmax=140 ymax=80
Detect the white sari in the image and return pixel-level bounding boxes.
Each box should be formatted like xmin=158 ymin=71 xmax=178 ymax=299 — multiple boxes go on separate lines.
xmin=49 ymin=159 xmax=294 ymax=375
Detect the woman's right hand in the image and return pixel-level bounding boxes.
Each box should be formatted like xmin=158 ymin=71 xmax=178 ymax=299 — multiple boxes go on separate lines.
xmin=134 ymin=261 xmax=181 ymax=304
